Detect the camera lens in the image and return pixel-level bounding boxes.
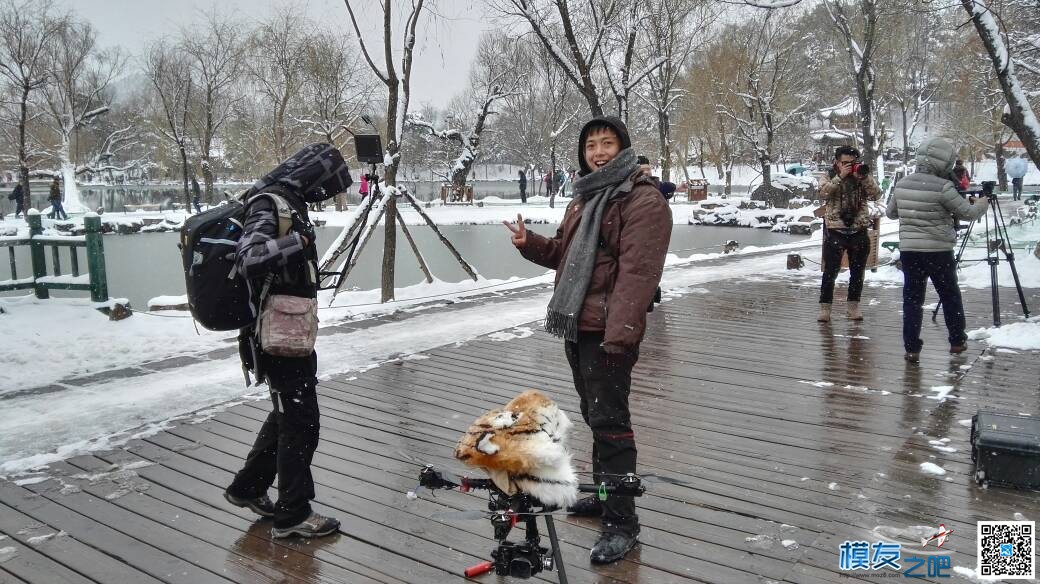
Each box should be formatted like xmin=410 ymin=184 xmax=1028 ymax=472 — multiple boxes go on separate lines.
xmin=510 ymin=557 xmax=533 ymax=578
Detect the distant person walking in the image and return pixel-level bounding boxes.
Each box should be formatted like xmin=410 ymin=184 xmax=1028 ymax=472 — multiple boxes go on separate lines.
xmin=191 ymin=177 xmax=203 ymax=214
xmin=518 ymin=169 xmax=527 ymax=204
xmin=359 ymin=173 xmax=369 ymax=198
xmin=48 ymin=178 xmax=68 ymax=220
xmin=8 ymin=182 xmax=25 ymax=219
xmin=1006 ymin=154 xmax=1029 ymax=202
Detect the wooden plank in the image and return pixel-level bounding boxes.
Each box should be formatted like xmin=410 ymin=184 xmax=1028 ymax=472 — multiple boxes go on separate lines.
xmin=0 ymin=481 xmax=223 ymax=584
xmin=0 ymin=499 xmax=162 ymax=584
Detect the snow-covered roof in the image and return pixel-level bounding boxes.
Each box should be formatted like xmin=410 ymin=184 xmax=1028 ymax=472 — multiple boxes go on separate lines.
xmin=818 ymin=97 xmax=857 ymax=119
xmin=810 ymin=128 xmax=858 ymax=142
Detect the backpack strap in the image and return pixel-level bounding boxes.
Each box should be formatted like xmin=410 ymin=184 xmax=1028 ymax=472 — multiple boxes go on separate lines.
xmin=245 ymin=191 xmax=295 ymax=237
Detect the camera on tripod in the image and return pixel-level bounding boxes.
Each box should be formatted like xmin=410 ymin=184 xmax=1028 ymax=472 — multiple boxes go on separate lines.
xmin=963 ymin=180 xmax=997 ymax=199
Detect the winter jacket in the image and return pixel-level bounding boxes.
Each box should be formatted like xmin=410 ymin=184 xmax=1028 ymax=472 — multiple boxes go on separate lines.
xmin=886 ymin=137 xmax=989 ymax=252
xmin=1006 ymin=157 xmax=1029 ymax=180
xmin=48 ymin=182 xmax=61 ymax=202
xmin=818 ymin=173 xmax=881 ymax=231
xmin=236 ymin=190 xmax=317 ymax=300
xmin=952 ymin=165 xmax=970 ymax=191
xmin=518 ymin=172 xmax=672 ymax=350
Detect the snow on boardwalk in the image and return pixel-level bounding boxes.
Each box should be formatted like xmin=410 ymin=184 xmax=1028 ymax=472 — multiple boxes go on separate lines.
xmin=0 ymin=270 xmax=1036 ymax=583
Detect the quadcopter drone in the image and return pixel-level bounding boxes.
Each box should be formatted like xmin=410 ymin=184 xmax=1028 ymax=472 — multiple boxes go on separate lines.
xmin=414 ymin=464 xmax=684 ymax=583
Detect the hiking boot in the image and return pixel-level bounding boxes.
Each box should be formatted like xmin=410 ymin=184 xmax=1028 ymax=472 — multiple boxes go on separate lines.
xmin=950 ymin=344 xmax=968 ymax=354
xmin=904 ymin=352 xmax=920 ymax=364
xmin=224 ymin=490 xmax=275 ymax=518
xmin=817 ymin=303 xmax=832 ymax=322
xmin=567 ymin=495 xmax=603 ymax=517
xmin=590 ymin=529 xmax=639 ymax=564
xmin=846 ymin=301 xmax=863 ymax=321
xmin=271 ymin=512 xmax=340 ymax=539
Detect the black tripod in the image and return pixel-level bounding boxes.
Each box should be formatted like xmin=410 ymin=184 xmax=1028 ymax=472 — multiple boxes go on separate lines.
xmin=933 ymin=185 xmax=1031 ymax=327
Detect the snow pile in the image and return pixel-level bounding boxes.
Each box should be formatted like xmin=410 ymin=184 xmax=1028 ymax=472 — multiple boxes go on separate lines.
xmin=771 ymin=172 xmax=817 ymax=193
xmin=919 ymin=462 xmax=947 ymax=476
xmin=0 ymin=295 xmax=228 ymax=392
xmin=968 ymin=318 xmax=1040 ymax=350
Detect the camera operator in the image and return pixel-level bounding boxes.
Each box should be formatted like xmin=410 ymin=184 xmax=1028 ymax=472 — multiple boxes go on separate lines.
xmin=816 ymin=145 xmax=881 ymax=322
xmin=886 ymin=137 xmax=989 ymax=363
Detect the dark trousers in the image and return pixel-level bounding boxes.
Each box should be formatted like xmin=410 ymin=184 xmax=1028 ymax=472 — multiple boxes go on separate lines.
xmin=900 ymin=251 xmax=966 ymax=353
xmin=819 ymin=228 xmax=870 ymax=304
xmin=519 ymin=184 xmax=527 ymax=204
xmin=48 ymin=202 xmax=67 ymax=220
xmin=1012 ymin=177 xmax=1023 ymax=201
xmin=565 ymin=331 xmax=639 ymax=535
xmin=228 ymin=352 xmax=321 ymax=528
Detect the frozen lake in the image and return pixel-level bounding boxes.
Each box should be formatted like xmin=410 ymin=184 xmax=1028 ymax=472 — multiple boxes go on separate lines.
xmin=1 ymin=223 xmax=805 ymax=308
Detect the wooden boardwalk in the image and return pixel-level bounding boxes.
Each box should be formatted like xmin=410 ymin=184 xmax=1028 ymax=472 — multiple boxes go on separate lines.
xmin=0 ymin=271 xmax=1037 ymax=584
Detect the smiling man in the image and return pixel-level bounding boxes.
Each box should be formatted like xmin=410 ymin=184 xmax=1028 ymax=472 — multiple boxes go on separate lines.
xmin=503 ymin=115 xmax=672 ymax=564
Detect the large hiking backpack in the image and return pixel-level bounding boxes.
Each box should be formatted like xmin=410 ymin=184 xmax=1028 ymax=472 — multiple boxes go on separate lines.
xmin=179 ymin=193 xmax=293 ymax=331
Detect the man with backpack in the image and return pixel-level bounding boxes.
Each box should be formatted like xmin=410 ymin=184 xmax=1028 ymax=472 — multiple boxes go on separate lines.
xmin=222 ymin=143 xmax=352 ymax=538
xmin=504 ymin=116 xmax=672 ymax=564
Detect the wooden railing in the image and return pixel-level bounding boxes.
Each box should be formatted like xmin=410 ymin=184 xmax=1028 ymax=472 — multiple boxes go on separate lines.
xmin=0 ymin=211 xmax=109 ymax=303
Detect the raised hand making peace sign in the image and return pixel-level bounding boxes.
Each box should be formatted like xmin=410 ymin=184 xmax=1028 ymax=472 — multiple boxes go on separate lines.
xmin=503 ymin=213 xmax=527 ymax=248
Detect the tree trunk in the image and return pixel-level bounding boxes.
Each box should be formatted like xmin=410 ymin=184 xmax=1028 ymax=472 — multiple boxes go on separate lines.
xmin=18 ymin=84 xmax=30 ymax=207
xmin=995 ymin=139 xmax=1007 ymax=191
xmin=901 ymin=106 xmax=911 ymax=165
xmin=179 ymin=144 xmax=191 ymax=210
xmin=658 ymin=110 xmax=671 ymax=181
xmin=549 ymin=146 xmax=557 ymax=209
xmin=761 ymin=158 xmax=772 ymax=190
xmin=382 ymin=193 xmax=396 ymax=303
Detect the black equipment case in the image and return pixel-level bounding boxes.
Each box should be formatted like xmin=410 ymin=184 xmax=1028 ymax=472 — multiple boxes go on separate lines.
xmin=971 ymin=411 xmax=1040 ymax=489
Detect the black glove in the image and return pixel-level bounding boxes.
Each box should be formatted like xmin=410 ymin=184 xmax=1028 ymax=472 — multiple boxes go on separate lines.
xmin=295 ymin=219 xmax=316 ymax=247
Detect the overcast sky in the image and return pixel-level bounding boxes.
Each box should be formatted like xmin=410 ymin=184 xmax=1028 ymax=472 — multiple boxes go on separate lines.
xmin=58 ymin=0 xmax=492 ymax=109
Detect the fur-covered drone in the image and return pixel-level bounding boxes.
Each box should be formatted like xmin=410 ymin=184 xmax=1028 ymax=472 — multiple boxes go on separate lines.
xmin=454 ymin=390 xmax=579 ymax=507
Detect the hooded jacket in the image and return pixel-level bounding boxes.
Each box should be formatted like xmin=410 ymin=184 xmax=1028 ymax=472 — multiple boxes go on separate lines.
xmin=519 ymin=117 xmax=671 ymax=350
xmin=886 ymin=137 xmax=989 ymax=252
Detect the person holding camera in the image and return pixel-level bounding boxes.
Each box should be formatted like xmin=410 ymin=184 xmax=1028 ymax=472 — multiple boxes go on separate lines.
xmin=816 ymin=145 xmax=881 ymax=322
xmin=886 ymin=137 xmax=989 ymax=363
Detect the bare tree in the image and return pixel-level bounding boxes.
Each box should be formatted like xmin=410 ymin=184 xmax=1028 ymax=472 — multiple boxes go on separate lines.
xmin=496 ymin=0 xmax=620 ymax=117
xmin=144 ymin=39 xmax=194 ymax=208
xmin=42 ymin=18 xmax=124 ymax=212
xmin=245 ymin=11 xmax=309 ymax=163
xmin=716 ymin=13 xmax=806 ymax=198
xmin=407 ymin=32 xmax=520 ymax=192
xmin=824 ymin=0 xmax=887 ymax=175
xmin=181 ymin=10 xmax=245 ymax=202
xmin=0 ymin=0 xmax=64 ymax=202
xmin=961 ymin=0 xmax=1040 ymax=171
xmin=342 ymin=0 xmax=429 ymax=302
xmin=635 ymin=0 xmax=716 ymax=180
xmin=495 ymin=36 xmax=584 ymax=204
xmin=879 ymin=8 xmax=945 ymax=165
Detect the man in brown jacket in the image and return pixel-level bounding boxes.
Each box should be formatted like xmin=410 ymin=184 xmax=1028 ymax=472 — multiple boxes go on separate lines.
xmin=504 ymin=116 xmax=672 ymax=564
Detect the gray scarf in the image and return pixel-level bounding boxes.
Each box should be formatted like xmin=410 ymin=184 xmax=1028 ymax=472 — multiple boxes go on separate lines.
xmin=544 ymin=148 xmax=638 ymax=341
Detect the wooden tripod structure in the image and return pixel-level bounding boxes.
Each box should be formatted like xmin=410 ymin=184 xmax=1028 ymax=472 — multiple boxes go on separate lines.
xmin=317 ymin=173 xmax=478 ymax=304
